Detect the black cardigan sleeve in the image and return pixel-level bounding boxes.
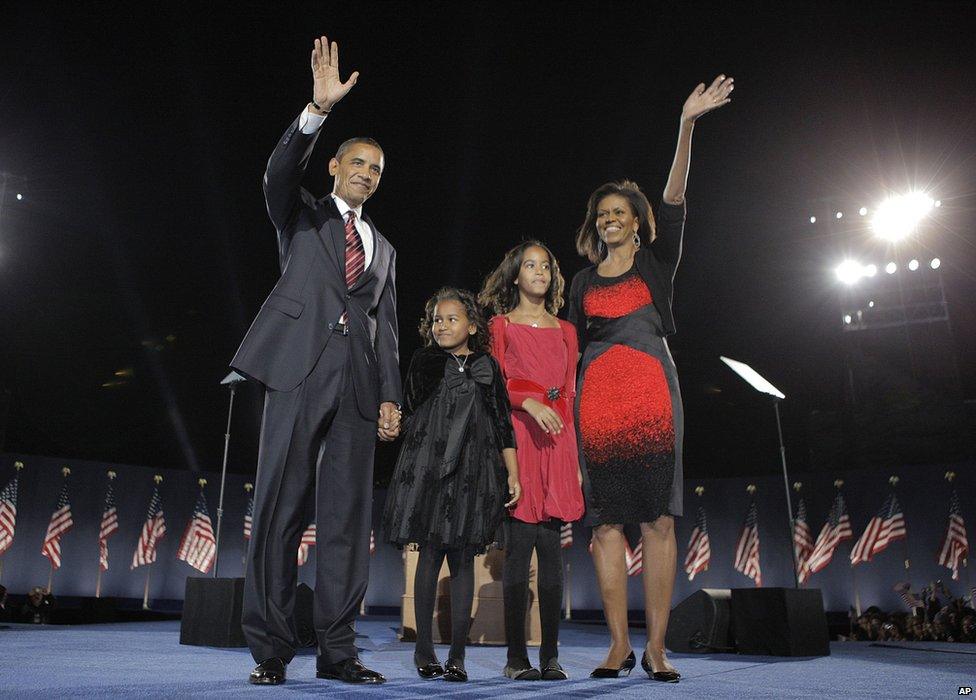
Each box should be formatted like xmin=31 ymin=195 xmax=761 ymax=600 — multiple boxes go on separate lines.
xmin=649 ymin=200 xmax=687 ymax=275
xmin=484 ymin=356 xmax=517 ymax=450
xmin=566 ymin=268 xmax=590 ymax=352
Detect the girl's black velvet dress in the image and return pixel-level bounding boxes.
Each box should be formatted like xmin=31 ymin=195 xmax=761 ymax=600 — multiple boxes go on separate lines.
xmin=383 ymin=346 xmax=516 ymax=551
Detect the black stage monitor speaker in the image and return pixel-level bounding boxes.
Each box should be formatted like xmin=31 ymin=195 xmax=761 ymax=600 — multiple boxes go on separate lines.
xmin=180 ymin=577 xmax=247 ymax=647
xmin=666 ymin=588 xmax=734 ymax=653
xmin=731 ymin=587 xmax=830 ymax=657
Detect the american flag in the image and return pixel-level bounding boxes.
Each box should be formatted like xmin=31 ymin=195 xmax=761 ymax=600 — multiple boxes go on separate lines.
xmin=626 ymin=540 xmax=643 ymax=576
xmin=850 ymin=493 xmax=906 ymax=566
xmin=0 ymin=471 xmax=19 ymax=556
xmin=131 ymin=486 xmax=166 ymax=569
xmin=98 ymin=479 xmax=120 ymax=571
xmin=807 ymin=491 xmax=853 ymax=575
xmin=369 ymin=528 xmax=376 ymax=555
xmin=893 ymin=581 xmax=923 ymax=611
xmin=733 ymin=499 xmax=762 ymax=587
xmin=684 ymin=505 xmax=710 ymax=581
xmin=41 ymin=477 xmax=74 ymax=569
xmin=243 ymin=490 xmax=253 ymax=540
xmin=560 ymin=522 xmax=573 ymax=548
xmin=937 ymin=490 xmax=969 ymax=581
xmin=297 ymin=523 xmax=316 ymax=566
xmin=177 ymin=490 xmax=217 ymax=573
xmin=794 ymin=497 xmax=814 ymax=584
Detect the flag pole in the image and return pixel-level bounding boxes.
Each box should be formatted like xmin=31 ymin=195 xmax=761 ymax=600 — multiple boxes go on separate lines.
xmin=143 ymin=564 xmax=152 ymax=610
xmin=48 ymin=564 xmax=54 ymax=594
xmin=890 ymin=476 xmax=910 ymax=573
xmin=0 ymin=461 xmax=24 ymax=585
xmin=850 ymin=563 xmax=862 ymax=617
xmin=565 ymin=560 xmax=572 ymax=620
xmin=95 ymin=561 xmax=102 ymax=599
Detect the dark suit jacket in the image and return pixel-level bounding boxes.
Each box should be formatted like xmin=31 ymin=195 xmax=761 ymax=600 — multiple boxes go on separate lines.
xmin=567 ymin=200 xmax=686 ymax=347
xmin=231 ymin=114 xmax=402 ymax=418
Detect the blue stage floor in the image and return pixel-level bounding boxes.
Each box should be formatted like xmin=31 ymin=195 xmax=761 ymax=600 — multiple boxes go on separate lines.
xmin=1 ymin=617 xmax=973 ymax=698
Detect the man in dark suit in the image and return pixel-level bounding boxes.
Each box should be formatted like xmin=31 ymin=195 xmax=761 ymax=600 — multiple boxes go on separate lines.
xmin=231 ymin=35 xmax=401 ymax=686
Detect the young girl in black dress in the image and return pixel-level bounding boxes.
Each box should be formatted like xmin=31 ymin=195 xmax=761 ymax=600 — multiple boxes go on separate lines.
xmin=383 ymin=287 xmax=522 ymax=682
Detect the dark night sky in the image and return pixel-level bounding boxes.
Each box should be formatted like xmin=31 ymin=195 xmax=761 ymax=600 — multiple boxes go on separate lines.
xmin=1 ymin=2 xmax=974 ymax=481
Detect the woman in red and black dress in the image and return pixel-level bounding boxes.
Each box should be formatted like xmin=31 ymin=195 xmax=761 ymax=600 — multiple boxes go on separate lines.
xmin=480 ymin=241 xmax=584 ymax=681
xmin=568 ymin=75 xmax=734 ymax=683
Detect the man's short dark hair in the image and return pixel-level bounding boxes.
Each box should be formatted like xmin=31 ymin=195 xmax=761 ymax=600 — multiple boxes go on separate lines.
xmin=335 ymin=137 xmax=384 ymax=163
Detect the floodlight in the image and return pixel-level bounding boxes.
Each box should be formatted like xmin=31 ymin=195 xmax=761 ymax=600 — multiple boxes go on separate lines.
xmin=908 ymin=259 xmax=919 ymax=271
xmin=859 ymin=207 xmax=867 ymax=216
xmin=872 ymin=192 xmax=935 ymax=242
xmin=835 ymin=211 xmax=843 ymax=219
xmin=885 ymin=262 xmax=897 ymax=274
xmin=835 ymin=259 xmax=864 ymax=285
xmin=809 ymin=216 xmax=817 ymax=224
xmin=930 ymin=258 xmax=941 ymax=270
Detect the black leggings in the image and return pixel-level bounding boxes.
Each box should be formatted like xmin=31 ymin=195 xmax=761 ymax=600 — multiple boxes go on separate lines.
xmin=503 ymin=519 xmax=564 ymax=666
xmin=414 ymin=545 xmax=475 ymax=663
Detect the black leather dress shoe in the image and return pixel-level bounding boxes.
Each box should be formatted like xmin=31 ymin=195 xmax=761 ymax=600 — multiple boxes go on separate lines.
xmin=316 ymin=657 xmax=386 ymax=684
xmin=503 ymin=661 xmax=541 ymax=680
xmin=248 ymin=657 xmax=286 ymax=685
xmin=416 ymin=662 xmax=445 ymax=679
xmin=443 ymin=658 xmax=468 ymax=682
xmin=590 ymin=650 xmax=636 ymax=678
xmin=641 ymin=651 xmax=680 ymax=683
xmin=540 ymin=659 xmax=569 ymax=680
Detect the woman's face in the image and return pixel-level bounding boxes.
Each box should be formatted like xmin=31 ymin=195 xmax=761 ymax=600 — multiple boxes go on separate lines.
xmin=596 ymin=194 xmax=639 ymax=247
xmin=515 ymin=246 xmax=552 ymax=299
xmin=432 ymin=299 xmax=475 ymax=353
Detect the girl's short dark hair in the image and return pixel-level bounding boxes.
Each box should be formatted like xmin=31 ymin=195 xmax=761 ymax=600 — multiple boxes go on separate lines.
xmin=418 ymin=287 xmax=490 ymax=352
xmin=478 ymin=240 xmax=565 ymax=316
xmin=575 ymin=180 xmax=657 ymax=264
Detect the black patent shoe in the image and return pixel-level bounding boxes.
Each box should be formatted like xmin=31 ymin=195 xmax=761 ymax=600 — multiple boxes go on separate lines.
xmin=316 ymin=657 xmax=386 ymax=684
xmin=540 ymin=659 xmax=569 ymax=680
xmin=444 ymin=658 xmax=468 ymax=682
xmin=415 ymin=654 xmax=445 ymax=680
xmin=503 ymin=660 xmax=541 ymax=680
xmin=590 ymin=650 xmax=636 ymax=678
xmin=249 ymin=657 xmax=286 ymax=685
xmin=641 ymin=651 xmax=680 ymax=683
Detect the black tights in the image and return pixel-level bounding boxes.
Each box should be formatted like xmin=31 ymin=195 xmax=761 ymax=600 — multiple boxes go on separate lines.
xmin=414 ymin=545 xmax=475 ymax=664
xmin=503 ymin=519 xmax=563 ymax=666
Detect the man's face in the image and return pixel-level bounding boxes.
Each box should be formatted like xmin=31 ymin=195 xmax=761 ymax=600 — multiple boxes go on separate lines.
xmin=329 ymin=144 xmax=384 ymax=207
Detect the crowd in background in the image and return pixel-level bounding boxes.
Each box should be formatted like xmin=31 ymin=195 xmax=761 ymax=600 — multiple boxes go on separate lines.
xmin=843 ymin=582 xmax=975 ymax=643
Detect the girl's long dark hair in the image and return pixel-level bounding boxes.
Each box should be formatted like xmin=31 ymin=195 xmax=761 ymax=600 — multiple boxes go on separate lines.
xmin=575 ymin=180 xmax=657 ymax=264
xmin=418 ymin=287 xmax=490 ymax=352
xmin=478 ymin=240 xmax=565 ymax=316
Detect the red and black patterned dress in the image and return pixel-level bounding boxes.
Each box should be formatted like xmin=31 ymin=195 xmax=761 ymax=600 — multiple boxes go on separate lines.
xmin=568 ymin=245 xmax=685 ymax=525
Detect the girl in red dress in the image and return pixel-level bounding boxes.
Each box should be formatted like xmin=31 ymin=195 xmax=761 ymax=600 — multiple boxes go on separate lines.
xmin=480 ymin=241 xmax=585 ymax=681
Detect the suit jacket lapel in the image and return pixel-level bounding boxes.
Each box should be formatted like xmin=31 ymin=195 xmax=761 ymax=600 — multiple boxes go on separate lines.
xmin=317 ymin=196 xmax=346 ymax=278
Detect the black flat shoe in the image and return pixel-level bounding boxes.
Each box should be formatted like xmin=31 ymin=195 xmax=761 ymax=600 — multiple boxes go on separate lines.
xmin=416 ymin=662 xmax=445 ymax=679
xmin=641 ymin=651 xmax=680 ymax=683
xmin=443 ymin=658 xmax=468 ymax=682
xmin=248 ymin=657 xmax=286 ymax=685
xmin=590 ymin=650 xmax=636 ymax=678
xmin=503 ymin=661 xmax=541 ymax=680
xmin=540 ymin=659 xmax=569 ymax=680
xmin=316 ymin=657 xmax=386 ymax=684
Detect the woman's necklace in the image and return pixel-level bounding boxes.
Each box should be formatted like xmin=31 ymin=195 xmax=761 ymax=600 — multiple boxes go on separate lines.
xmin=516 ymin=309 xmax=547 ymax=327
xmin=452 ymin=352 xmax=469 ymax=373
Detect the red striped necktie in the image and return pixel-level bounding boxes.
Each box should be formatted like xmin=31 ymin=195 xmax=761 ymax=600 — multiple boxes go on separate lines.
xmin=344 ymin=210 xmax=365 ymax=287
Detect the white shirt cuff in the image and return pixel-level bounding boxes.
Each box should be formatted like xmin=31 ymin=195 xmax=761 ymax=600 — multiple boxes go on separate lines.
xmin=299 ymin=107 xmax=328 ymax=134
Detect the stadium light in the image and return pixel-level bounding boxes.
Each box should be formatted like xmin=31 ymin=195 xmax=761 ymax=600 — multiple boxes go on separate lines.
xmin=930 ymin=258 xmax=941 ymax=270
xmin=835 ymin=259 xmax=864 ymax=285
xmin=872 ymin=191 xmax=935 ymax=242
xmin=809 ymin=216 xmax=817 ymax=224
xmin=908 ymin=259 xmax=919 ymax=271
xmin=16 ymin=193 xmax=23 ymax=201
xmin=835 ymin=211 xmax=844 ymax=219
xmin=859 ymin=207 xmax=868 ymax=216
xmin=885 ymin=262 xmax=897 ymax=274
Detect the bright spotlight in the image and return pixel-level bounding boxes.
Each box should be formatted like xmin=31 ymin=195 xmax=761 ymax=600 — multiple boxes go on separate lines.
xmin=868 ymin=300 xmax=875 ymax=308
xmin=863 ymin=264 xmax=877 ymax=277
xmin=835 ymin=259 xmax=864 ymax=285
xmin=859 ymin=207 xmax=868 ymax=216
xmin=809 ymin=216 xmax=817 ymax=224
xmin=935 ymin=200 xmax=942 ymax=208
xmin=16 ymin=193 xmax=23 ymax=201
xmin=872 ymin=192 xmax=935 ymax=242
xmin=908 ymin=259 xmax=919 ymax=271
xmin=835 ymin=211 xmax=844 ymax=219
xmin=843 ymin=314 xmax=852 ymax=325
xmin=930 ymin=258 xmax=941 ymax=270
xmin=885 ymin=262 xmax=897 ymax=274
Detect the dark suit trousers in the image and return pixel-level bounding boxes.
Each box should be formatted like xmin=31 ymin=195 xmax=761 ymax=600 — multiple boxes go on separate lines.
xmin=242 ymin=334 xmax=376 ymax=665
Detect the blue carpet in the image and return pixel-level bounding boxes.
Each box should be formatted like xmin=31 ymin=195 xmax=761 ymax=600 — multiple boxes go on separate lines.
xmin=1 ymin=618 xmax=972 ymax=698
